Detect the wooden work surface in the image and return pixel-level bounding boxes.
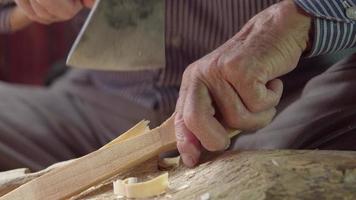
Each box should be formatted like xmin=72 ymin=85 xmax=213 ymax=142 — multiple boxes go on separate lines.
xmin=2 ymin=150 xmax=356 ymax=199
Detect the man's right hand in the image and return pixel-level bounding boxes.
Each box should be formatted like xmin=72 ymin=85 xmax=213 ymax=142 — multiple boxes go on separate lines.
xmin=175 ymin=0 xmax=312 ymax=167
xmin=13 ymin=0 xmax=91 ymax=25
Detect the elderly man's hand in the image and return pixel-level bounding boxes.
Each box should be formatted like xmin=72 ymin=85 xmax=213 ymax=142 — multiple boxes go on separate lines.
xmin=14 ymin=0 xmax=93 ymax=24
xmin=175 ymin=0 xmax=312 ymax=167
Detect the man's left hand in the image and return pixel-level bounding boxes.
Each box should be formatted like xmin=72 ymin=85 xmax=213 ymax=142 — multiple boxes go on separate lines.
xmin=14 ymin=0 xmax=86 ymax=24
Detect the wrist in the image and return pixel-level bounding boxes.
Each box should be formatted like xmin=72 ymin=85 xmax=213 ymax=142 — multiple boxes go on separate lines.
xmin=278 ymin=0 xmax=312 ymax=52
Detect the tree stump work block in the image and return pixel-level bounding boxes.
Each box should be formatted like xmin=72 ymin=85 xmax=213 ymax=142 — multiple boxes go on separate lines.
xmin=77 ymin=150 xmax=356 ymax=199
xmin=1 ymin=150 xmax=356 ymax=199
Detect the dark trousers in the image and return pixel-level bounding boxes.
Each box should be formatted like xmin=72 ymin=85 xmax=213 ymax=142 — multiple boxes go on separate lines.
xmin=233 ymin=53 xmax=356 ymax=151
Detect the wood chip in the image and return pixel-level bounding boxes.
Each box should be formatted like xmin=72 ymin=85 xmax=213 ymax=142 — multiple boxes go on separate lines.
xmin=113 ymin=173 xmax=169 ymax=198
xmin=158 ymin=156 xmax=181 ymax=170
xmin=271 ymin=159 xmax=280 ymax=167
xmin=175 ymin=184 xmax=190 ymax=191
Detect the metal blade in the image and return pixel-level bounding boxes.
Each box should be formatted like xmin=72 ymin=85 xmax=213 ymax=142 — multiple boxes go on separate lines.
xmin=67 ymin=0 xmax=165 ymax=71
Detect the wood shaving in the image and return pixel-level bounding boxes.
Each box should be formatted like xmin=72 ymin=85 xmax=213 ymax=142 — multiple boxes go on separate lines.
xmin=184 ymin=170 xmax=196 ymax=178
xmin=271 ymin=159 xmax=280 ymax=167
xmin=113 ymin=173 xmax=168 ymax=198
xmin=175 ymin=184 xmax=189 ymax=191
xmin=158 ymin=156 xmax=181 ymax=170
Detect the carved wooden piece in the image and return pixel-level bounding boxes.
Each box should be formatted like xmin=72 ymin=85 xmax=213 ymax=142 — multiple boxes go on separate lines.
xmin=0 ymin=117 xmax=176 ymax=200
xmin=0 ymin=160 xmax=74 ymax=197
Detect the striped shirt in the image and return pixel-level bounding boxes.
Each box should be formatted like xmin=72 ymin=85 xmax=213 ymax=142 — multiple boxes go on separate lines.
xmin=89 ymin=0 xmax=283 ymax=117
xmin=295 ymin=0 xmax=356 ymax=56
xmin=0 ymin=0 xmax=13 ymax=33
xmin=89 ymin=0 xmax=356 ymax=117
xmin=1 ymin=0 xmax=355 ymax=117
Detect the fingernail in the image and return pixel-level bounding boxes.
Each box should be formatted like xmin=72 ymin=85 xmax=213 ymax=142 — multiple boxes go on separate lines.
xmin=181 ymin=153 xmax=196 ymax=167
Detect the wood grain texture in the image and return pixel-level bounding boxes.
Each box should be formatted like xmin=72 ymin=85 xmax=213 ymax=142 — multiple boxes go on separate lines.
xmin=0 ymin=160 xmax=74 ymax=197
xmin=74 ymin=150 xmax=356 ymax=200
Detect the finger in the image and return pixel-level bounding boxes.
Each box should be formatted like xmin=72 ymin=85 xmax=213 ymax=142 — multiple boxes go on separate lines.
xmin=72 ymin=0 xmax=84 ymax=14
xmin=175 ymin=70 xmax=202 ymax=167
xmin=207 ymin=78 xmax=277 ymax=130
xmin=36 ymin=0 xmax=82 ymax=20
xmin=267 ymin=79 xmax=284 ymax=97
xmin=82 ymin=0 xmax=95 ymax=8
xmin=222 ymin=56 xmax=283 ymax=113
xmin=14 ymin=0 xmax=37 ymax=21
xmin=228 ymin=67 xmax=283 ymax=113
xmin=183 ymin=79 xmax=229 ymax=152
xmin=14 ymin=0 xmax=35 ymax=17
xmin=29 ymin=0 xmax=56 ymax=22
xmin=239 ymin=76 xmax=282 ymax=113
xmin=175 ymin=113 xmax=202 ymax=167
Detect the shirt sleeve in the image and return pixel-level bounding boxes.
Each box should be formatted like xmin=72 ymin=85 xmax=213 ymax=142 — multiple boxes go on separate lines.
xmin=294 ymin=0 xmax=356 ymax=56
xmin=0 ymin=6 xmax=12 ymax=33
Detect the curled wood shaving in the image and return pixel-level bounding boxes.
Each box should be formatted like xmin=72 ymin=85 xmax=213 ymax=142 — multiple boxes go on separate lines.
xmin=113 ymin=173 xmax=168 ymax=198
xmin=158 ymin=156 xmax=181 ymax=170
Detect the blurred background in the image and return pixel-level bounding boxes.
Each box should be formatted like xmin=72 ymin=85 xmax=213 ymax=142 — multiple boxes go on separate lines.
xmin=0 ymin=12 xmax=86 ymax=86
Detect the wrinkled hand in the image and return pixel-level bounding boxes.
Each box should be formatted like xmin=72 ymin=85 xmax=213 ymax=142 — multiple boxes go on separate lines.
xmin=14 ymin=0 xmax=94 ymax=24
xmin=175 ymin=0 xmax=312 ymax=167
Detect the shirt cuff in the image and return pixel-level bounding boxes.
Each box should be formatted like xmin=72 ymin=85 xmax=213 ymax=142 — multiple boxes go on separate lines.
xmin=294 ymin=0 xmax=356 ymax=57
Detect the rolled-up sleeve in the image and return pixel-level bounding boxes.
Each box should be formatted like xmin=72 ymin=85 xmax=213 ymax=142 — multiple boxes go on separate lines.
xmin=294 ymin=0 xmax=356 ymax=56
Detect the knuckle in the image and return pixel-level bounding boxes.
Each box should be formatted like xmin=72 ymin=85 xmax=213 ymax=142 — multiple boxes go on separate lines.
xmin=246 ymin=82 xmax=271 ymax=113
xmin=219 ymin=55 xmax=242 ymax=79
xmin=182 ymin=64 xmax=195 ymax=78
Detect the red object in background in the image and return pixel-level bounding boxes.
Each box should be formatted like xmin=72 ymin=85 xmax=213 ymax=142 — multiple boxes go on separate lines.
xmin=0 ymin=22 xmax=77 ymax=85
